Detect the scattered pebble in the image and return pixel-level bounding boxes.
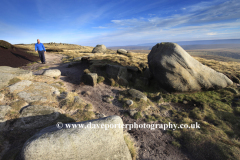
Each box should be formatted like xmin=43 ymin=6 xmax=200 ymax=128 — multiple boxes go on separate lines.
xmin=183 ymin=100 xmax=188 ymax=104
xmin=126 ymin=100 xmax=133 ymax=106
xmin=128 ymin=110 xmax=137 ymax=117
xmin=0 ymin=93 xmax=4 ymax=101
xmin=82 ymin=91 xmax=91 ymax=97
xmin=102 ymin=95 xmax=112 ymax=103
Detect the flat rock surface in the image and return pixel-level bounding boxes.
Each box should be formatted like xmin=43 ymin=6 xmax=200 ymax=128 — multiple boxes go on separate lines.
xmin=16 ymin=82 xmax=59 ymax=102
xmin=0 ymin=105 xmax=11 ymax=120
xmin=9 ymin=80 xmax=33 ymax=93
xmin=0 ymin=66 xmax=32 ymax=89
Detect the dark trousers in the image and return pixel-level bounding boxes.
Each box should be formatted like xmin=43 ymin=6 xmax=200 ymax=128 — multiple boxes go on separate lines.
xmin=38 ymin=51 xmax=46 ymax=63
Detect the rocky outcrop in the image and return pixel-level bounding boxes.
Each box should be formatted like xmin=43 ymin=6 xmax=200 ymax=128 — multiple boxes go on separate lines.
xmin=20 ymin=116 xmax=132 ymax=160
xmin=42 ymin=69 xmax=61 ymax=77
xmin=92 ymin=44 xmax=107 ymax=53
xmin=148 ymin=42 xmax=233 ymax=92
xmin=106 ymin=65 xmax=129 ymax=86
xmin=0 ymin=66 xmax=32 ymax=89
xmin=106 ymin=64 xmax=128 ymax=80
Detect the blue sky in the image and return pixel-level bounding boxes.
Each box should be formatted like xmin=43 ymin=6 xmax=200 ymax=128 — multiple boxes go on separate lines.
xmin=0 ymin=0 xmax=240 ymax=47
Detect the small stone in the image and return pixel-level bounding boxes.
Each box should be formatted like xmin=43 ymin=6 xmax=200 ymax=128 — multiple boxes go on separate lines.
xmin=74 ymin=96 xmax=82 ymax=103
xmin=42 ymin=69 xmax=61 ymax=77
xmin=157 ymin=95 xmax=164 ymax=103
xmin=0 ymin=93 xmax=4 ymax=101
xmin=125 ymin=100 xmax=133 ymax=106
xmin=96 ymin=113 xmax=106 ymax=118
xmin=128 ymin=89 xmax=147 ymax=102
xmin=117 ymin=49 xmax=128 ymax=55
xmin=102 ymin=96 xmax=112 ymax=103
xmin=183 ymin=100 xmax=188 ymax=104
xmin=53 ymin=90 xmax=60 ymax=96
xmin=82 ymin=91 xmax=91 ymax=97
xmin=129 ymin=110 xmax=137 ymax=117
xmin=59 ymin=92 xmax=68 ymax=99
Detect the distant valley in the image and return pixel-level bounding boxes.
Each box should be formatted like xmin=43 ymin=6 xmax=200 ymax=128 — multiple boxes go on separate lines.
xmin=109 ymin=39 xmax=240 ymax=62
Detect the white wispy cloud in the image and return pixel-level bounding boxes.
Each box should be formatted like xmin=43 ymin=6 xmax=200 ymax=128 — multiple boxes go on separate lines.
xmin=92 ymin=26 xmax=108 ymax=29
xmin=87 ymin=0 xmax=240 ymax=45
xmin=1 ymin=0 xmax=239 ymax=46
xmin=207 ymin=32 xmax=217 ymax=36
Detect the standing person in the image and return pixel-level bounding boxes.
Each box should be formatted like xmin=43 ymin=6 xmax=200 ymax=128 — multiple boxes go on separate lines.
xmin=35 ymin=39 xmax=46 ymax=64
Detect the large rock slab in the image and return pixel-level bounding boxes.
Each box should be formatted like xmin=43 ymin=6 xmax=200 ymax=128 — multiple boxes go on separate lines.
xmin=20 ymin=116 xmax=132 ymax=160
xmin=42 ymin=69 xmax=61 ymax=77
xmin=9 ymin=80 xmax=32 ymax=93
xmin=0 ymin=66 xmax=32 ymax=89
xmin=148 ymin=42 xmax=233 ymax=92
xmin=13 ymin=105 xmax=60 ymax=129
xmin=15 ymin=82 xmax=59 ymax=102
xmin=92 ymin=44 xmax=107 ymax=53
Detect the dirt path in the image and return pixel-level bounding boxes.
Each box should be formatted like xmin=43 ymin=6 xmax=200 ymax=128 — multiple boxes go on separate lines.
xmin=21 ymin=52 xmax=192 ymax=160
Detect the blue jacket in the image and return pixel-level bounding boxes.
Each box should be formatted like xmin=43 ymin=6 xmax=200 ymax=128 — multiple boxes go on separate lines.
xmin=35 ymin=43 xmax=46 ymax=51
